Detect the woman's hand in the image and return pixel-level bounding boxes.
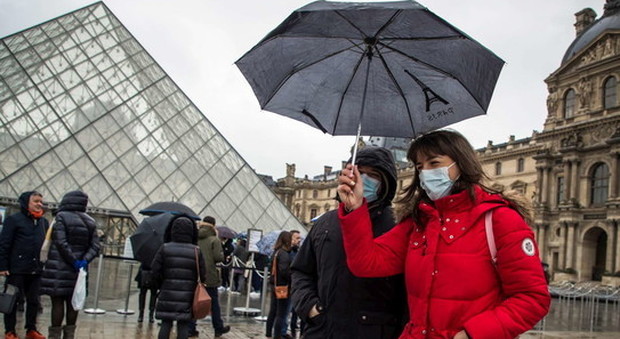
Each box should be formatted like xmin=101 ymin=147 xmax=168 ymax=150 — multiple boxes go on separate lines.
xmin=453 ymin=330 xmax=469 ymax=339
xmin=337 ymin=164 xmax=363 ymax=212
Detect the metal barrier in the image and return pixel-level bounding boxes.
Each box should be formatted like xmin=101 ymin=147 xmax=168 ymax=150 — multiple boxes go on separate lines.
xmin=81 ymin=254 xmax=269 ymax=321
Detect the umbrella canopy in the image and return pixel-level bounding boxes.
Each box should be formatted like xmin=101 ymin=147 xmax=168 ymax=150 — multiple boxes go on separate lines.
xmin=236 ymin=0 xmax=503 ymax=140
xmin=129 ymin=213 xmax=175 ymax=265
xmin=256 ymin=230 xmax=283 ymax=257
xmin=139 ymin=201 xmax=200 ymax=220
xmin=216 ymin=225 xmax=237 ymax=239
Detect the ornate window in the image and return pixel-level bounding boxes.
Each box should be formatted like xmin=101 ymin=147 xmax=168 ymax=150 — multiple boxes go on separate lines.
xmin=564 ymin=89 xmax=576 ymax=118
xmin=495 ymin=162 xmax=502 ymax=176
xmin=557 ymin=176 xmax=565 ymax=205
xmin=517 ymin=158 xmax=525 ymax=172
xmin=312 ymin=190 xmax=318 ymax=199
xmin=590 ymin=163 xmax=609 ymax=206
xmin=604 ymin=76 xmax=617 ymax=109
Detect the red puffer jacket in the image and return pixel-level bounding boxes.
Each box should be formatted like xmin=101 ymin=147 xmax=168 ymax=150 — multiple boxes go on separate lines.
xmin=339 ymin=186 xmax=550 ymax=339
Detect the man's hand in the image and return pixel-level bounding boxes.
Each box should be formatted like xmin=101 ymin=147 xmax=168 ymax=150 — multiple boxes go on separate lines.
xmin=308 ymin=304 xmax=320 ymax=318
xmin=0 ymin=270 xmax=9 ymax=276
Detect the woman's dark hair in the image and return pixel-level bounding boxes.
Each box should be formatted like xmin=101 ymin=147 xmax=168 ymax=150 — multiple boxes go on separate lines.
xmin=273 ymin=231 xmax=292 ymax=252
xmin=395 ymin=129 xmax=532 ymax=225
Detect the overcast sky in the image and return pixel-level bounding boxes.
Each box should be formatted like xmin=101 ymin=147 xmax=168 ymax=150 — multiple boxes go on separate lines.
xmin=0 ymin=0 xmax=606 ymax=179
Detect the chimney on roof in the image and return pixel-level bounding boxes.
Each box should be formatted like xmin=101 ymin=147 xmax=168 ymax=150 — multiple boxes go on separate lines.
xmin=574 ymin=8 xmax=597 ymax=36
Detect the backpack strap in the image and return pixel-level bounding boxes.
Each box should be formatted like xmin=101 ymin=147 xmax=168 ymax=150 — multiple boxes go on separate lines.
xmin=485 ymin=210 xmax=497 ymax=264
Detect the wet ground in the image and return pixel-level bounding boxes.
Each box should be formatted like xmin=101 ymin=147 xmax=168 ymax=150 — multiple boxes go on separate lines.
xmin=11 ymin=258 xmax=620 ymax=338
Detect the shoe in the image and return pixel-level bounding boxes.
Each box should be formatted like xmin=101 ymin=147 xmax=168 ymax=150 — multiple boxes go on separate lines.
xmin=188 ymin=330 xmax=199 ymax=337
xmin=5 ymin=332 xmax=19 ymax=339
xmin=25 ymin=330 xmax=46 ymax=339
xmin=215 ymin=325 xmax=231 ymax=337
xmin=137 ymin=314 xmax=143 ymax=323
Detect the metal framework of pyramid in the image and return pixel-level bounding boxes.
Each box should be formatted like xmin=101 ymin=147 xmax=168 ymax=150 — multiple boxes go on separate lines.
xmin=0 ymin=2 xmax=303 ymax=233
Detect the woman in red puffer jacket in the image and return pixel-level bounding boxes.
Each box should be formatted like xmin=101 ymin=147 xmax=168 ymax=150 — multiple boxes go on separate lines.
xmin=337 ymin=130 xmax=550 ymax=339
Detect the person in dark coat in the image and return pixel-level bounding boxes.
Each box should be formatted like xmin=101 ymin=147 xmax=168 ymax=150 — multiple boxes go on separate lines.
xmin=266 ymin=231 xmax=292 ymax=339
xmin=291 ymin=147 xmax=408 ymax=339
xmin=0 ymin=191 xmax=49 ymax=339
xmin=151 ymin=216 xmax=206 ymax=339
xmin=220 ymin=238 xmax=234 ymax=289
xmin=134 ymin=263 xmax=158 ymax=323
xmin=40 ymin=190 xmax=100 ymax=339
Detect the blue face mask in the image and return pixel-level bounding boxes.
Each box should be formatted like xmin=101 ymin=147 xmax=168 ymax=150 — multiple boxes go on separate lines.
xmin=361 ymin=173 xmax=381 ymax=203
xmin=419 ymin=162 xmax=457 ymax=201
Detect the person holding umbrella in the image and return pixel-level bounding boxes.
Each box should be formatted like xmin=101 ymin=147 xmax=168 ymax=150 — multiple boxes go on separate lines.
xmin=291 ymin=147 xmax=407 ymax=339
xmin=337 ymin=130 xmax=550 ymax=339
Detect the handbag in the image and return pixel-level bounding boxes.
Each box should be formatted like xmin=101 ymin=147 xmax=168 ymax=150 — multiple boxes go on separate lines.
xmin=39 ymin=218 xmax=55 ymax=263
xmin=141 ymin=269 xmax=156 ymax=289
xmin=271 ymin=250 xmax=289 ymax=299
xmin=192 ymin=247 xmax=211 ymax=319
xmin=0 ymin=277 xmax=18 ymax=314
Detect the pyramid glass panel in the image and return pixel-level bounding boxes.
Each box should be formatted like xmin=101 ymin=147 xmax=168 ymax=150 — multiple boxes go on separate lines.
xmin=0 ymin=2 xmax=304 ymax=235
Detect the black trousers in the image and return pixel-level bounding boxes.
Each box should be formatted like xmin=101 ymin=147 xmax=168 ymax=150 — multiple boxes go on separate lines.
xmin=4 ymin=274 xmax=41 ymax=333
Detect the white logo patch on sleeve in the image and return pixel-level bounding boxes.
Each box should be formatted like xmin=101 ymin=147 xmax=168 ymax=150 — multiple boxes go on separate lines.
xmin=522 ymin=238 xmax=535 ymax=256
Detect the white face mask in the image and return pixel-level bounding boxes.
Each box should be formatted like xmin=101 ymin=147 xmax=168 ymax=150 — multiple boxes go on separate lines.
xmin=419 ymin=162 xmax=457 ymax=201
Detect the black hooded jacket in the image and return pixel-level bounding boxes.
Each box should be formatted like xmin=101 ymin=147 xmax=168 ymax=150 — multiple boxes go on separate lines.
xmin=151 ymin=216 xmax=206 ymax=321
xmin=40 ymin=191 xmax=100 ymax=296
xmin=291 ymin=147 xmax=408 ymax=339
xmin=0 ymin=191 xmax=49 ymax=274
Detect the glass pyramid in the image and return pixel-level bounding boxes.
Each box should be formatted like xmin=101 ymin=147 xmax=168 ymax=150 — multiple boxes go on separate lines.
xmin=0 ymin=2 xmax=303 ymax=234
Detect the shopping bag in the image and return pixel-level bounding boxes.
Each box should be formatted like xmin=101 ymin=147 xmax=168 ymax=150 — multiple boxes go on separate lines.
xmin=71 ymin=268 xmax=87 ymax=310
xmin=40 ymin=219 xmax=55 ymax=263
xmin=0 ymin=278 xmax=18 ymax=314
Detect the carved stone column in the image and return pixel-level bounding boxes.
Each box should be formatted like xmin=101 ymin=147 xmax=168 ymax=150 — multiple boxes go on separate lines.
xmin=563 ymin=160 xmax=572 ymax=202
xmin=566 ymin=223 xmax=576 ymax=269
xmin=570 ymin=160 xmax=580 ymax=203
xmin=611 ymin=152 xmax=620 ymax=199
xmin=559 ymin=222 xmax=566 ymax=269
xmin=615 ymin=220 xmax=620 ymax=273
xmin=536 ymin=167 xmax=544 ymax=204
xmin=606 ymin=220 xmax=615 ymax=273
xmin=539 ymin=224 xmax=546 ymax=261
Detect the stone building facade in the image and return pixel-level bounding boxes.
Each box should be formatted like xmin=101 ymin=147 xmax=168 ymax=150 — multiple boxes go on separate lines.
xmin=269 ymin=1 xmax=620 ymax=283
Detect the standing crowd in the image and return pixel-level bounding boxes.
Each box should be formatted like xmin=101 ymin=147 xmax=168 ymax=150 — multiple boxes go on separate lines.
xmin=0 ymin=130 xmax=550 ymax=339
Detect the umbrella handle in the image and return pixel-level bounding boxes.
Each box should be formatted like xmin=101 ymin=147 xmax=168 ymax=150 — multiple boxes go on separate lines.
xmin=351 ymin=52 xmax=372 ymax=167
xmin=350 ymin=121 xmax=362 ymax=167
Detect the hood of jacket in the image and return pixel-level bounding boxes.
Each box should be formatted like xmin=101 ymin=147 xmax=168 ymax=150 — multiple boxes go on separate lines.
xmin=348 ymin=146 xmax=398 ymax=209
xmin=18 ymin=191 xmax=38 ymax=216
xmin=170 ymin=216 xmax=195 ymax=244
xmin=58 ymin=190 xmax=88 ymax=212
xmin=197 ymin=221 xmax=216 ymax=239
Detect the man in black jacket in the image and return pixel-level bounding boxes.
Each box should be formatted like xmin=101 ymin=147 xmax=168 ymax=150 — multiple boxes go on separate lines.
xmin=0 ymin=191 xmax=49 ymax=339
xmin=291 ymin=147 xmax=408 ymax=339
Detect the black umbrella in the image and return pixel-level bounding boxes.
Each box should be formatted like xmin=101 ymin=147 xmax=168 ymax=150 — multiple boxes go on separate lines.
xmin=216 ymin=225 xmax=237 ymax=239
xmin=236 ymin=1 xmax=504 ymax=163
xmin=129 ymin=213 xmax=175 ymax=265
xmin=139 ymin=201 xmax=200 ymax=220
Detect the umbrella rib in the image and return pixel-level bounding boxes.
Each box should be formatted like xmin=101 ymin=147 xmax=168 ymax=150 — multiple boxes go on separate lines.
xmin=260 ymin=43 xmax=363 ymax=110
xmin=373 ymin=45 xmax=417 ymax=137
xmin=331 ymin=51 xmax=367 ymax=135
xmin=373 ymin=10 xmax=403 ymax=38
xmin=378 ymin=42 xmax=489 ymax=112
